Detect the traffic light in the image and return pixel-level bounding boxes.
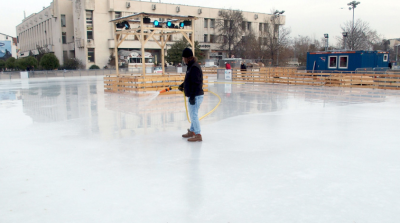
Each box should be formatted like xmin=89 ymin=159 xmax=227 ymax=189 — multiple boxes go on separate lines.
xmin=116 ymin=23 xmax=124 ymax=29
xmin=124 ymin=21 xmax=130 ymax=29
xmin=167 ymin=21 xmax=173 ymax=28
xmin=154 ymin=20 xmax=159 ymax=26
xmin=116 ymin=21 xmax=130 ymax=29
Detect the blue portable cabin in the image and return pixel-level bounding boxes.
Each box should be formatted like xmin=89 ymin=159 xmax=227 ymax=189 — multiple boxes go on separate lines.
xmin=306 ymin=50 xmax=389 ymax=72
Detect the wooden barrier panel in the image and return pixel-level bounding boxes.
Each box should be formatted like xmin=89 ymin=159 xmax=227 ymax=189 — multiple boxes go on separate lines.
xmin=104 ymin=74 xmax=209 ymax=94
xmin=202 ymin=68 xmax=218 ymax=74
xmin=232 ymin=68 xmax=400 ymax=90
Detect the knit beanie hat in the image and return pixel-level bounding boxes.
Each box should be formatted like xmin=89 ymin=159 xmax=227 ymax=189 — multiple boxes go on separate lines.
xmin=182 ymin=48 xmax=193 ymax=58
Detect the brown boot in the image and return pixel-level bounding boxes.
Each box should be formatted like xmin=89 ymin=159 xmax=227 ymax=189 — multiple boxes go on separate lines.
xmin=182 ymin=129 xmax=194 ymax=138
xmin=188 ymin=134 xmax=202 ymax=142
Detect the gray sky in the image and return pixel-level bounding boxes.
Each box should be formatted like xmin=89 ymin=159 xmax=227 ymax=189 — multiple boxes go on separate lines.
xmin=1 ymin=0 xmax=398 ymax=45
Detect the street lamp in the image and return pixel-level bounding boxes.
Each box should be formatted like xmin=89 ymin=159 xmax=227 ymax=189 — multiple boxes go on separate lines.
xmin=273 ymin=10 xmax=285 ymax=66
xmin=273 ymin=10 xmax=285 ymax=17
xmin=342 ymin=32 xmax=348 ymax=50
xmin=348 ymin=1 xmax=360 ymax=50
xmin=324 ymin=34 xmax=329 ymax=51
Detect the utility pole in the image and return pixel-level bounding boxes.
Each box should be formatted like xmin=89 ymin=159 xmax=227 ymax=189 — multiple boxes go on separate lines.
xmin=347 ymin=1 xmax=360 ymax=50
xmin=342 ymin=32 xmax=348 ymax=50
xmin=324 ymin=34 xmax=329 ymax=51
xmin=273 ymin=10 xmax=284 ymax=66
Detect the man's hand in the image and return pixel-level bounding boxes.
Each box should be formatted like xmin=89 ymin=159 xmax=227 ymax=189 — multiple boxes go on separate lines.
xmin=178 ymin=84 xmax=183 ymax=92
xmin=189 ymin=97 xmax=195 ymax=105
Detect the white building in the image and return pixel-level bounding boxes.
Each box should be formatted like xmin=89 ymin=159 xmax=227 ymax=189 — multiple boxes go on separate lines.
xmin=0 ymin=33 xmax=18 ymax=59
xmin=16 ymin=0 xmax=285 ymax=69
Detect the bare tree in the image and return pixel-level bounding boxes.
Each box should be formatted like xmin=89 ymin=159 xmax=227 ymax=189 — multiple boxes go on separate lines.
xmin=234 ymin=30 xmax=261 ymax=59
xmin=260 ymin=10 xmax=291 ymax=66
xmin=292 ymin=36 xmax=323 ymax=65
xmin=216 ymin=9 xmax=244 ymax=58
xmin=337 ymin=19 xmax=380 ymax=50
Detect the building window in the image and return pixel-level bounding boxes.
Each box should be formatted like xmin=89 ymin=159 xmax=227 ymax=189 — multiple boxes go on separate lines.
xmin=210 ymin=34 xmax=215 ymax=43
xmin=224 ymin=20 xmax=228 ymax=27
xmin=62 ymin=32 xmax=67 ymax=44
xmin=63 ymin=51 xmax=68 ymax=63
xmin=247 ymin=22 xmax=251 ymax=31
xmin=86 ymin=11 xmax=93 ymax=40
xmin=61 ymin=14 xmax=66 ymax=27
xmin=88 ymin=48 xmax=95 ymax=63
xmin=210 ymin=19 xmax=215 ymax=28
xmin=204 ymin=18 xmax=208 ymax=28
xmin=339 ymin=56 xmax=348 ymax=69
xmin=204 ymin=34 xmax=208 ymax=43
xmin=115 ymin=12 xmax=121 ymax=19
xmin=242 ymin=21 xmax=246 ymax=31
xmin=223 ymin=35 xmax=227 ymax=43
xmin=274 ymin=24 xmax=279 ymax=33
xmin=259 ymin=23 xmax=263 ymax=31
xmin=264 ymin=23 xmax=268 ymax=32
xmin=383 ymin=54 xmax=388 ymax=62
xmin=263 ymin=37 xmax=267 ymax=45
xmin=328 ymin=56 xmax=337 ymax=69
xmin=87 ymin=30 xmax=93 ymax=40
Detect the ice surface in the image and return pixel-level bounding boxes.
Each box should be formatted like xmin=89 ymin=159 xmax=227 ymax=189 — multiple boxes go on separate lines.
xmin=1 ymin=76 xmax=400 ymax=222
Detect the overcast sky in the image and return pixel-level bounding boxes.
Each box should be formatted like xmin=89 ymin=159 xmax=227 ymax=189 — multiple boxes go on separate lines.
xmin=1 ymin=0 xmax=398 ymax=45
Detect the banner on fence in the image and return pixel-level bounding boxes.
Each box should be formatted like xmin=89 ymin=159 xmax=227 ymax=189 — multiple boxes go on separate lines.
xmin=225 ymin=69 xmax=232 ymax=80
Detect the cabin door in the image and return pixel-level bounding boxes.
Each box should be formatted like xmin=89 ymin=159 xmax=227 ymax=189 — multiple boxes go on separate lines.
xmin=316 ymin=57 xmax=326 ymax=70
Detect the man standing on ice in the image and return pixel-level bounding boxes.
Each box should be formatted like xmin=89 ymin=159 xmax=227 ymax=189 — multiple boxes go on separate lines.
xmin=179 ymin=48 xmax=204 ymax=142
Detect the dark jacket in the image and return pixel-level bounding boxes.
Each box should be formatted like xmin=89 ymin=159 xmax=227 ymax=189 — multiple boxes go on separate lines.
xmin=180 ymin=60 xmax=204 ymax=100
xmin=241 ymin=63 xmax=247 ymax=70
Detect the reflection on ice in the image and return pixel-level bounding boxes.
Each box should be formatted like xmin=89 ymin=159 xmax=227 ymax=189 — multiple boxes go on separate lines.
xmin=1 ymin=76 xmax=399 ymax=139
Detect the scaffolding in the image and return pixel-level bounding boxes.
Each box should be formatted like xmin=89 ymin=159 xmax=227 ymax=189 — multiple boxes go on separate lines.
xmin=110 ymin=12 xmax=197 ymax=76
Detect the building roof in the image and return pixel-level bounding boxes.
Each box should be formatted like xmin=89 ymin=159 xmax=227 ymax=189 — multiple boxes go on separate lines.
xmin=0 ymin=33 xmax=15 ymax=38
xmin=110 ymin=12 xmax=197 ymax=23
xmin=309 ymin=50 xmax=389 ymax=55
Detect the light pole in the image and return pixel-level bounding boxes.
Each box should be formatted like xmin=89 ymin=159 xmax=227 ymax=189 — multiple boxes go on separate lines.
xmin=324 ymin=34 xmax=329 ymax=51
xmin=273 ymin=10 xmax=285 ymax=66
xmin=342 ymin=32 xmax=348 ymax=50
xmin=347 ymin=1 xmax=360 ymax=50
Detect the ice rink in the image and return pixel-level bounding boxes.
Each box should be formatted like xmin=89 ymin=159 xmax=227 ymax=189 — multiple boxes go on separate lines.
xmin=1 ymin=76 xmax=400 ymax=223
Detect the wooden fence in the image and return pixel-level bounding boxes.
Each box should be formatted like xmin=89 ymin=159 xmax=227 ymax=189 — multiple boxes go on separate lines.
xmin=232 ymin=68 xmax=400 ymax=90
xmin=104 ymin=74 xmax=208 ymax=94
xmin=201 ymin=67 xmax=218 ymax=74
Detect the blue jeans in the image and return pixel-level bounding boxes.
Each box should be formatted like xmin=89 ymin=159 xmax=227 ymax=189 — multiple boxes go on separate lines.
xmin=188 ymin=95 xmax=204 ymax=135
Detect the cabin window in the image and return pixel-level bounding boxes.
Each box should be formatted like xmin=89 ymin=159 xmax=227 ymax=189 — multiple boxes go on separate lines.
xmin=383 ymin=54 xmax=388 ymax=62
xmin=328 ymin=56 xmax=337 ymax=69
xmin=339 ymin=56 xmax=348 ymax=69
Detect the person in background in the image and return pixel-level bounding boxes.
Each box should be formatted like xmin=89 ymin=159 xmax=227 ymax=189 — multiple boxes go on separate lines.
xmin=178 ymin=48 xmax=204 ymax=142
xmin=225 ymin=62 xmax=231 ymax=70
xmin=241 ymin=61 xmax=247 ymax=71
